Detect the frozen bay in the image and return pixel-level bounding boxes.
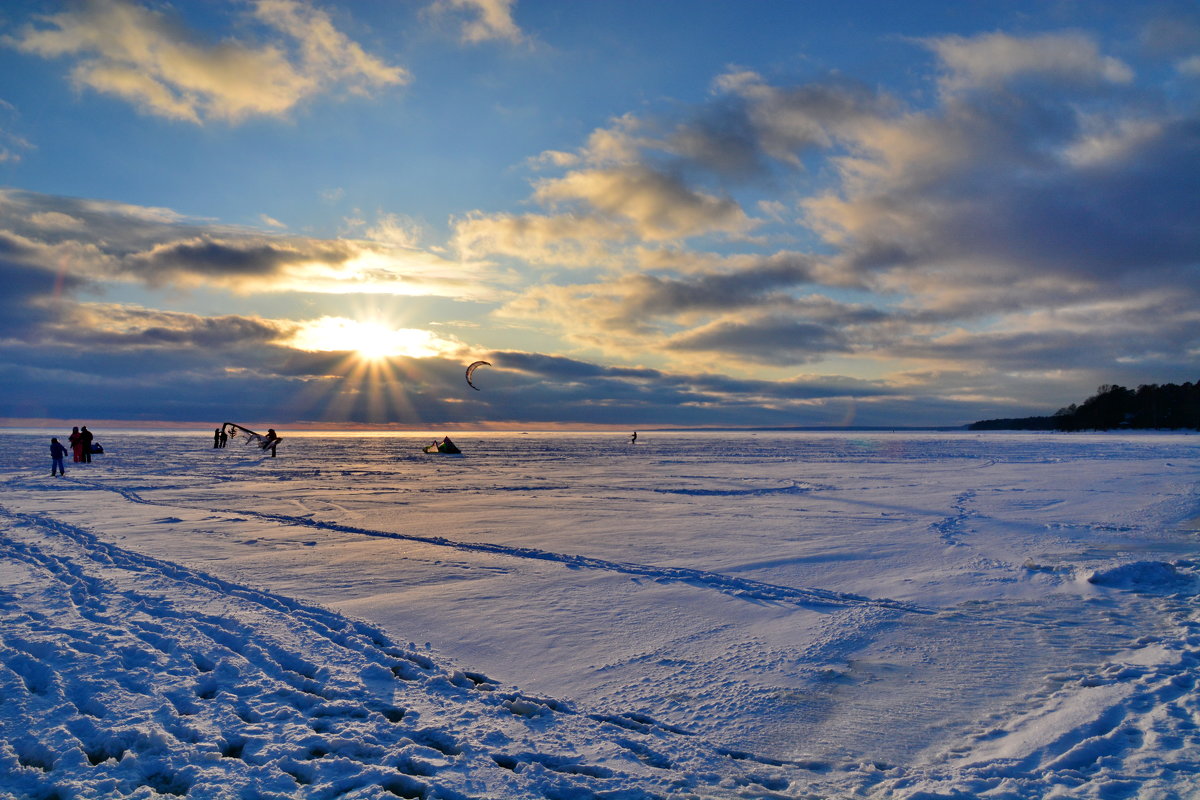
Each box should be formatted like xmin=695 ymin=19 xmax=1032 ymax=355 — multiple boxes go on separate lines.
xmin=2 ymin=430 xmax=1199 ymax=798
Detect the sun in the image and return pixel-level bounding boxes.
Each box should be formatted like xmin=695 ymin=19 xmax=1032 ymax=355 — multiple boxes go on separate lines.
xmin=290 ymin=316 xmax=454 ymax=360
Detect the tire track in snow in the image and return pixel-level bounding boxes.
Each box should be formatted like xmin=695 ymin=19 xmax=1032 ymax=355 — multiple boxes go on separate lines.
xmin=73 ymin=479 xmax=932 ymax=616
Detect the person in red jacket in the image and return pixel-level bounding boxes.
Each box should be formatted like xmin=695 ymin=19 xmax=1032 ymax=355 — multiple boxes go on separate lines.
xmin=69 ymin=426 xmax=83 ymax=462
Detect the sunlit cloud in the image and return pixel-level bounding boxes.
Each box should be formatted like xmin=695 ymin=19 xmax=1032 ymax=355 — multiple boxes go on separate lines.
xmin=429 ymin=0 xmax=525 ymax=45
xmin=1 ymin=190 xmax=502 ymax=300
xmin=7 ymin=0 xmax=408 ymax=124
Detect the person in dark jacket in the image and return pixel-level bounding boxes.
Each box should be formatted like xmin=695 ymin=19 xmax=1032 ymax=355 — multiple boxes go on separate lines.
xmin=50 ymin=438 xmax=68 ymax=476
xmin=80 ymin=426 xmax=94 ymax=463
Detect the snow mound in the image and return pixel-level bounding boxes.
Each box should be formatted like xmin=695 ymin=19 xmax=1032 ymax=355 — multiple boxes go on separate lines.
xmin=1087 ymin=560 xmax=1199 ymax=594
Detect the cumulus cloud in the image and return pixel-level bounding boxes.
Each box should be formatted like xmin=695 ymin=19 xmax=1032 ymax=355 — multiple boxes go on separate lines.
xmin=7 ymin=0 xmax=408 ymax=123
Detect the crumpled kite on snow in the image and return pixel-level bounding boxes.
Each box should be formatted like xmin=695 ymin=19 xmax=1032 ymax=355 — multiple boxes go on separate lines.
xmin=465 ymin=360 xmax=491 ymax=391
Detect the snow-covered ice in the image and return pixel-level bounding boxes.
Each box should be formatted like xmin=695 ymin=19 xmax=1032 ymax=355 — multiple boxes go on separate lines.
xmin=2 ymin=430 xmax=1199 ymax=798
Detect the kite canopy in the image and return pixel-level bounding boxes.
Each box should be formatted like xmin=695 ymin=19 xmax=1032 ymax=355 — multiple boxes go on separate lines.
xmin=465 ymin=360 xmax=491 ymax=391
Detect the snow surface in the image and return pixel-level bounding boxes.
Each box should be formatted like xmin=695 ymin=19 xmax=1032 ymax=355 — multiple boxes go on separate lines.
xmin=2 ymin=430 xmax=1199 ymax=799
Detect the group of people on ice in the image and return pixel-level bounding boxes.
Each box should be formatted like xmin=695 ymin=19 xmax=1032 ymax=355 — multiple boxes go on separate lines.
xmin=216 ymin=423 xmax=282 ymax=457
xmin=49 ymin=425 xmax=101 ymax=476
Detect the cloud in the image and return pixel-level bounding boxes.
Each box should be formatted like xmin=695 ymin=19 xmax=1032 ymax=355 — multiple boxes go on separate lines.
xmin=452 ymin=211 xmax=630 ymax=266
xmin=532 ymin=166 xmax=754 ymax=241
xmin=699 ymin=70 xmax=889 ymax=171
xmin=7 ymin=0 xmax=407 ymax=123
xmin=664 ymin=314 xmax=853 ymax=363
xmin=0 ymin=99 xmax=34 ymax=163
xmin=926 ymin=31 xmax=1134 ymax=93
xmin=0 ymin=189 xmax=499 ymax=299
xmin=45 ymin=303 xmax=295 ymax=351
xmin=428 ymin=0 xmax=525 ymax=45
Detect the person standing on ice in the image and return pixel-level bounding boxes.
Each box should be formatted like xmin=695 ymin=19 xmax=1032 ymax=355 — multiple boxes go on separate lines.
xmin=213 ymin=428 xmax=221 ymax=448
xmin=630 ymin=431 xmax=637 ymax=444
xmin=50 ymin=437 xmax=68 ymax=476
xmin=80 ymin=426 xmax=94 ymax=463
xmin=68 ymin=426 xmax=83 ymax=462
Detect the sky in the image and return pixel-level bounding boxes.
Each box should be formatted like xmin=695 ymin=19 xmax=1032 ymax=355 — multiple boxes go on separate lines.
xmin=0 ymin=0 xmax=1197 ymax=430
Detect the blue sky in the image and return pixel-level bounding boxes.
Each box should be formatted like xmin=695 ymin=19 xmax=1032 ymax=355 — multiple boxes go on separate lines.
xmin=1 ymin=0 xmax=1198 ymax=429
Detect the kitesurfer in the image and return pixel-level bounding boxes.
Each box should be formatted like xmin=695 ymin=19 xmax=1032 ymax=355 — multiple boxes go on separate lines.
xmin=263 ymin=428 xmax=280 ymax=457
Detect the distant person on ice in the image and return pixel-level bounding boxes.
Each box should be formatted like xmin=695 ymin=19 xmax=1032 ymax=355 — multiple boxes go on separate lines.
xmin=263 ymin=428 xmax=279 ymax=457
xmin=630 ymin=431 xmax=637 ymax=444
xmin=214 ymin=428 xmax=221 ymax=448
xmin=80 ymin=426 xmax=94 ymax=463
xmin=50 ymin=438 xmax=68 ymax=476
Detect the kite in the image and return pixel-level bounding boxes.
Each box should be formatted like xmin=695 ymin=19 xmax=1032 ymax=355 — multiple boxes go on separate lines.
xmin=220 ymin=422 xmax=282 ymax=452
xmin=465 ymin=360 xmax=491 ymax=391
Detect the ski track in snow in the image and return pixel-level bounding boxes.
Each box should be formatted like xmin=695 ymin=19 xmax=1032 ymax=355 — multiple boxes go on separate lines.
xmin=0 ymin=503 xmax=814 ymax=799
xmin=65 ymin=478 xmax=931 ymax=617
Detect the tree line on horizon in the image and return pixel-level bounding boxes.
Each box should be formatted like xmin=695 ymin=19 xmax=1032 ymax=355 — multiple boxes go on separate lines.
xmin=969 ymin=381 xmax=1200 ymax=431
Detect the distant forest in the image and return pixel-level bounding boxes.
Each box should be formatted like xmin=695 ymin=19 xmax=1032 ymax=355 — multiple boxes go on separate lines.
xmin=969 ymin=381 xmax=1200 ymax=431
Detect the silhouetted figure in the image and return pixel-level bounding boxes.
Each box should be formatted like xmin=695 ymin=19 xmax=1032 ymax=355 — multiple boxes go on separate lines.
xmin=50 ymin=438 xmax=68 ymax=476
xmin=263 ymin=428 xmax=279 ymax=457
xmin=220 ymin=429 xmax=228 ymax=447
xmin=214 ymin=428 xmax=221 ymax=448
xmin=80 ymin=426 xmax=94 ymax=463
xmin=69 ymin=426 xmax=83 ymax=463
xmin=631 ymin=431 xmax=637 ymax=444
